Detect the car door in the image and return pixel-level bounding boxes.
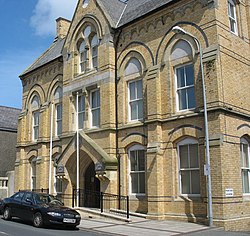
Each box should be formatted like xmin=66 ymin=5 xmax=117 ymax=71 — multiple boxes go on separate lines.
xmin=10 ymin=192 xmax=25 ymax=217
xmin=21 ymin=192 xmax=35 ymax=221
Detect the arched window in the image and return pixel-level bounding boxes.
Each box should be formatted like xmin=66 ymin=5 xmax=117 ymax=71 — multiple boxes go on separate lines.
xmin=77 ymin=25 xmax=99 ymax=74
xmin=177 ymin=138 xmax=200 ymax=195
xmin=171 ymin=40 xmax=195 ymax=111
xmin=241 ymin=138 xmax=250 ymax=194
xmin=91 ymin=34 xmax=98 ymax=69
xmin=30 ymin=157 xmax=37 ymax=190
xmin=79 ymin=41 xmax=88 ymax=73
xmin=31 ymin=95 xmax=40 ymax=141
xmin=128 ymin=145 xmax=145 ymax=195
xmin=125 ymin=58 xmax=143 ymax=121
xmin=54 ymin=87 xmax=63 ymax=136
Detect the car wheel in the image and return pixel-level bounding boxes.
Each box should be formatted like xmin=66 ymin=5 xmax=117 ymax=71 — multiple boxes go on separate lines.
xmin=3 ymin=207 xmax=12 ymax=220
xmin=33 ymin=212 xmax=43 ymax=228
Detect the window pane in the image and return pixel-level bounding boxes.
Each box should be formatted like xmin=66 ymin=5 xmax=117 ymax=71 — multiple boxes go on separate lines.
xmin=187 ymin=87 xmax=196 ymax=109
xmin=130 ymin=101 xmax=137 ymax=120
xmin=178 ymin=89 xmax=187 ymax=110
xmin=78 ymin=112 xmax=84 ymax=129
xmin=189 ymin=144 xmax=199 ymax=168
xmin=92 ymin=90 xmax=100 ymax=108
xmin=131 ymin=173 xmax=138 ymax=193
xmin=137 ymin=80 xmax=143 ymax=99
xmin=56 ymin=104 xmax=62 ymax=119
xmin=241 ymin=143 xmax=249 ymax=168
xmin=139 ymin=172 xmax=145 ymax=193
xmin=242 ymin=170 xmax=250 ymax=193
xmin=179 ymin=145 xmax=189 ymax=168
xmin=138 ymin=150 xmax=145 ymax=171
xmin=130 ymin=151 xmax=136 ymax=171
xmin=185 ymin=65 xmax=194 ymax=86
xmin=129 ymin=82 xmax=136 ymax=100
xmin=57 ymin=121 xmax=62 ymax=135
xmin=92 ymin=109 xmax=100 ymax=127
xmin=78 ymin=96 xmax=85 ymax=112
xmin=191 ymin=170 xmax=200 ymax=194
xmin=177 ymin=67 xmax=185 ymax=87
xmin=181 ymin=171 xmax=190 ymax=194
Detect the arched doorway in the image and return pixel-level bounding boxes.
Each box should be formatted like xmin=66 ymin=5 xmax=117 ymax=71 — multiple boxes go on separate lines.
xmin=84 ymin=162 xmax=100 ymax=208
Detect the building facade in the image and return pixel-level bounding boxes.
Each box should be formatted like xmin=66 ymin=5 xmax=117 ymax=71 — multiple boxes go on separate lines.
xmin=0 ymin=106 xmax=20 ymax=198
xmin=15 ymin=0 xmax=250 ymax=231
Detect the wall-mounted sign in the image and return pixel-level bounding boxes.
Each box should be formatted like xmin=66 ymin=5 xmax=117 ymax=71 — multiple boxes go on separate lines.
xmin=225 ymin=188 xmax=234 ymax=197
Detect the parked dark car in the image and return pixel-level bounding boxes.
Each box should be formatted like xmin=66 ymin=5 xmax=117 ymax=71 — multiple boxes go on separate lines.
xmin=0 ymin=191 xmax=81 ymax=228
xmin=0 ymin=198 xmax=3 ymax=214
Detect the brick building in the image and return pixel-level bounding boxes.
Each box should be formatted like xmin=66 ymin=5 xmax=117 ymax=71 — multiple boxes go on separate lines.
xmin=0 ymin=106 xmax=20 ymax=198
xmin=15 ymin=0 xmax=250 ymax=231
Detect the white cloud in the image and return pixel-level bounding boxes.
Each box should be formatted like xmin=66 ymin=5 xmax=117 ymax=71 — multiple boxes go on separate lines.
xmin=30 ymin=0 xmax=78 ymax=36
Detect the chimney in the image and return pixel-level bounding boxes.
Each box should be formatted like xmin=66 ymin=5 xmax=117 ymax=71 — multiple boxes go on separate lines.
xmin=56 ymin=17 xmax=71 ymax=39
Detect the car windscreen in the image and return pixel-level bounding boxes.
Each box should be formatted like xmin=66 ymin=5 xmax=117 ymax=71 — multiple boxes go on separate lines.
xmin=34 ymin=194 xmax=63 ymax=206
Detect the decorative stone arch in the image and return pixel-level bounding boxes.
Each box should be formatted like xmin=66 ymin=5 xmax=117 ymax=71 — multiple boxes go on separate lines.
xmin=161 ymin=34 xmax=198 ymax=66
xmin=121 ymin=134 xmax=147 ymax=152
xmin=237 ymin=124 xmax=250 ymax=139
xmin=71 ymin=15 xmax=104 ymax=44
xmin=24 ymin=84 xmax=45 ymax=111
xmin=118 ymin=50 xmax=147 ymax=78
xmin=27 ymin=149 xmax=38 ymax=161
xmin=47 ymin=74 xmax=63 ymax=103
xmin=168 ymin=125 xmax=202 ymax=149
xmin=118 ymin=44 xmax=153 ymax=72
xmin=156 ymin=22 xmax=209 ymax=65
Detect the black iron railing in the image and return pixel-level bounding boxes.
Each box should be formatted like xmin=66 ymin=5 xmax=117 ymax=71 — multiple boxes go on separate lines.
xmin=72 ymin=189 xmax=129 ymax=219
xmin=20 ymin=188 xmax=49 ymax=193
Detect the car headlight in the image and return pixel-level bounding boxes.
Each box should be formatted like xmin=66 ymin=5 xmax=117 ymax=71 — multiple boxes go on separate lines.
xmin=75 ymin=214 xmax=81 ymax=218
xmin=47 ymin=212 xmax=62 ymax=217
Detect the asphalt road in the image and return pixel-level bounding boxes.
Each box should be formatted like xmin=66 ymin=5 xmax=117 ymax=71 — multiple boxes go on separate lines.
xmin=0 ymin=217 xmax=111 ymax=236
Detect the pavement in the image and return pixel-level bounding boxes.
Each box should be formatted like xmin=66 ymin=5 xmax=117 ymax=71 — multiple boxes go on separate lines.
xmin=78 ymin=214 xmax=250 ymax=236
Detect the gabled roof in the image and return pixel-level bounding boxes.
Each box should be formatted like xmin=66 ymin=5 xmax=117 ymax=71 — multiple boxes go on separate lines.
xmin=20 ymin=0 xmax=175 ymax=76
xmin=98 ymin=0 xmax=175 ymax=28
xmin=0 ymin=106 xmax=21 ymax=132
xmin=20 ymin=38 xmax=65 ymax=77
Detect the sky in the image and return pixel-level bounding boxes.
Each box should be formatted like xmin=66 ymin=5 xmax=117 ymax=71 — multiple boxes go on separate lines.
xmin=0 ymin=0 xmax=78 ymax=109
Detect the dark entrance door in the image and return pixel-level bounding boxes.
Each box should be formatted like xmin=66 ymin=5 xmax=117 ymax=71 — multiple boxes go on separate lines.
xmin=84 ymin=162 xmax=100 ymax=208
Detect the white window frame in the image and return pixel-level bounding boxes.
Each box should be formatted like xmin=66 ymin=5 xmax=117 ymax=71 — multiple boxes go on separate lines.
xmin=175 ymin=63 xmax=196 ymax=112
xmin=32 ymin=111 xmax=39 ymax=141
xmin=128 ymin=145 xmax=146 ymax=196
xmin=228 ymin=0 xmax=238 ymax=35
xmin=128 ymin=79 xmax=143 ymax=122
xmin=241 ymin=138 xmax=250 ymax=194
xmin=177 ymin=138 xmax=200 ymax=196
xmin=90 ymin=89 xmax=100 ymax=128
xmin=55 ymin=103 xmax=62 ymax=136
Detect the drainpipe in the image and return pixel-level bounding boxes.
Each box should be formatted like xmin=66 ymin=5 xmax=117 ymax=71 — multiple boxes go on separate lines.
xmin=115 ymin=29 xmax=122 ymax=209
xmin=49 ymin=102 xmax=54 ymax=194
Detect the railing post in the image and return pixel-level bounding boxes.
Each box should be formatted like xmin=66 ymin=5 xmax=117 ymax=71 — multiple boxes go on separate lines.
xmin=72 ymin=189 xmax=75 ymax=208
xmin=126 ymin=196 xmax=129 ymax=219
xmin=79 ymin=189 xmax=81 ymax=207
xmin=100 ymin=192 xmax=103 ymax=213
